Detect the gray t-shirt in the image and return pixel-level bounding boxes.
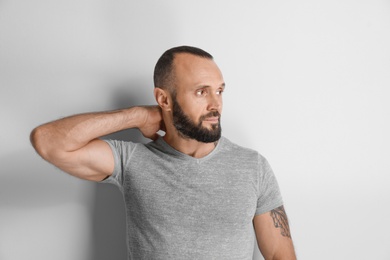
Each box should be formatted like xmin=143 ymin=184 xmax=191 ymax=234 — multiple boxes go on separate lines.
xmin=102 ymin=136 xmax=283 ymax=260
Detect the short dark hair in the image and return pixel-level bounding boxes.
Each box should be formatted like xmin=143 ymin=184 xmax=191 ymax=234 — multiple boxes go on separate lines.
xmin=153 ymin=46 xmax=213 ymax=92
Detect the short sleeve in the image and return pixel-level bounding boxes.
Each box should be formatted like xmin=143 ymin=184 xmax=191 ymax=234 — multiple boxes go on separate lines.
xmin=255 ymin=155 xmax=283 ymax=215
xmin=99 ymin=139 xmax=137 ymax=190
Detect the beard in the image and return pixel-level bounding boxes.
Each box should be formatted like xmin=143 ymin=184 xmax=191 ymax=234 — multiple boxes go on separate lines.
xmin=172 ymin=97 xmax=221 ymax=143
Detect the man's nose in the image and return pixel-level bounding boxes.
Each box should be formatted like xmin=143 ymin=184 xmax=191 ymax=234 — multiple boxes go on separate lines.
xmin=207 ymin=92 xmax=222 ymax=111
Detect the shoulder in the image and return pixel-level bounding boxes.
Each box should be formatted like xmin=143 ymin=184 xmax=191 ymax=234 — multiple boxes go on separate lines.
xmin=219 ymin=137 xmax=272 ymax=170
xmin=220 ymin=136 xmax=262 ymax=160
xmin=103 ymin=139 xmax=138 ymax=150
xmin=103 ymin=139 xmax=149 ymax=158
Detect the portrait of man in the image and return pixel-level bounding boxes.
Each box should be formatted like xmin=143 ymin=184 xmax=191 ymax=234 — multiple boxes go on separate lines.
xmin=30 ymin=46 xmax=296 ymax=259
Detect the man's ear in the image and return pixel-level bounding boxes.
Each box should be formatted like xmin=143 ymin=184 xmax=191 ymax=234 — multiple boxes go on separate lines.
xmin=154 ymin=88 xmax=171 ymax=112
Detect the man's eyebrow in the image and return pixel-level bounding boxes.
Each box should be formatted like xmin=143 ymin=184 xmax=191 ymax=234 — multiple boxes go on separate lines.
xmin=196 ymin=83 xmax=226 ymax=89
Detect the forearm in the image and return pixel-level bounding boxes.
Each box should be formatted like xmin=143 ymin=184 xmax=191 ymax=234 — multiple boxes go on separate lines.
xmin=31 ymin=107 xmax=142 ymax=157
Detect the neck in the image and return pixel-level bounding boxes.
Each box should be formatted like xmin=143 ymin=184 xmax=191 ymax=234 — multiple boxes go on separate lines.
xmin=163 ymin=131 xmax=218 ymax=158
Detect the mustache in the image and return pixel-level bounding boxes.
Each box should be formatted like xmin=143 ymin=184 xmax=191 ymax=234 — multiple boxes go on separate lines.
xmin=199 ymin=111 xmax=221 ymax=121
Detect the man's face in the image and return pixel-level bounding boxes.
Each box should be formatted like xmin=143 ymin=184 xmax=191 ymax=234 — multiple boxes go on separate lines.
xmin=172 ymin=96 xmax=221 ymax=142
xmin=171 ymin=53 xmax=225 ymax=143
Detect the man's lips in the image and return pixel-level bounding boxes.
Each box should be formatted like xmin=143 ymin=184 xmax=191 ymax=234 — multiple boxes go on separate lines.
xmin=203 ymin=117 xmax=220 ymax=123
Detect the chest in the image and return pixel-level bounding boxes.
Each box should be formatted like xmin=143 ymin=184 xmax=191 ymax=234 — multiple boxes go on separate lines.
xmin=122 ymin=159 xmax=258 ymax=231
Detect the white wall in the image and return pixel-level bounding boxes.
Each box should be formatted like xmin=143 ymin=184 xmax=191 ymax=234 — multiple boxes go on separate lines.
xmin=1 ymin=1 xmax=389 ymax=259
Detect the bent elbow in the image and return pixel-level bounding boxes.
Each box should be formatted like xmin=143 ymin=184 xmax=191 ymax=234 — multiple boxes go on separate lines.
xmin=30 ymin=126 xmax=51 ymax=159
xmin=30 ymin=127 xmax=39 ymax=148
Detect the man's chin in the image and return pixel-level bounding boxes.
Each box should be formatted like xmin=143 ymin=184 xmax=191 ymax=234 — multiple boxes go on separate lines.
xmin=199 ymin=136 xmax=221 ymax=143
xmin=195 ymin=130 xmax=221 ymax=143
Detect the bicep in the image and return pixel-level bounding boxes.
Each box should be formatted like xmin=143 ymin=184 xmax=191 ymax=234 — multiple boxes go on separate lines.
xmin=253 ymin=205 xmax=296 ymax=260
xmin=49 ymin=139 xmax=115 ymax=182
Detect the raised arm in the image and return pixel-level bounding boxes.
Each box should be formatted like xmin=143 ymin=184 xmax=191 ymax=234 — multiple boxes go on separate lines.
xmin=30 ymin=106 xmax=163 ymax=181
xmin=254 ymin=205 xmax=297 ymax=260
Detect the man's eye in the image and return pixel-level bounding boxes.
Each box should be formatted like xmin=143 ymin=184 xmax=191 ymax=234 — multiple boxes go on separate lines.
xmin=196 ymin=90 xmax=206 ymax=96
xmin=216 ymin=89 xmax=224 ymax=95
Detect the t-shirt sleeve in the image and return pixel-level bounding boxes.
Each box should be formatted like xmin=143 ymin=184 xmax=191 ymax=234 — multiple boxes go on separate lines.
xmin=99 ymin=139 xmax=136 ymax=190
xmin=255 ymin=154 xmax=284 ymax=215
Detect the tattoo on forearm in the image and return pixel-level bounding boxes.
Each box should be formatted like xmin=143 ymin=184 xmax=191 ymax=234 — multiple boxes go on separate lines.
xmin=270 ymin=205 xmax=291 ymax=238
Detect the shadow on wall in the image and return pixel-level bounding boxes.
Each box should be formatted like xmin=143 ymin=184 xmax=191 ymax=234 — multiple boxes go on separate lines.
xmin=90 ymin=81 xmax=155 ymax=260
xmin=0 ymin=150 xmax=93 ymax=209
xmin=0 ymin=82 xmax=156 ymax=260
xmin=0 ymin=148 xmax=96 ymax=260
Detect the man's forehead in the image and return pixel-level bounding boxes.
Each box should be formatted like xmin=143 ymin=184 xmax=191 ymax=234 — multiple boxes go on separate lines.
xmin=174 ymin=53 xmax=213 ymax=66
xmin=173 ymin=53 xmax=220 ymax=75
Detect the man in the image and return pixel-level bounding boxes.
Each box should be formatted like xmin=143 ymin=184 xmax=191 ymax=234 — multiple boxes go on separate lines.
xmin=30 ymin=46 xmax=296 ymax=259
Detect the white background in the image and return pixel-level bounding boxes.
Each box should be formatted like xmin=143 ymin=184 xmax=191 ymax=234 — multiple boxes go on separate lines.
xmin=1 ymin=1 xmax=389 ymax=259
